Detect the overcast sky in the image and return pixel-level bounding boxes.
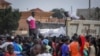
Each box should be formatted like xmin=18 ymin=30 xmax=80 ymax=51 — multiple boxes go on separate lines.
xmin=6 ymin=0 xmax=100 ymax=15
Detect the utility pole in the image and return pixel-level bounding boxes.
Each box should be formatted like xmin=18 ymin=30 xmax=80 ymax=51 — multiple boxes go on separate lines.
xmin=71 ymin=6 xmax=73 ymax=14
xmin=89 ymin=0 xmax=91 ymax=20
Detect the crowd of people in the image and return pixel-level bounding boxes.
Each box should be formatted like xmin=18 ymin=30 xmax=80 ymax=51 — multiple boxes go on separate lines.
xmin=0 ymin=34 xmax=99 ymax=56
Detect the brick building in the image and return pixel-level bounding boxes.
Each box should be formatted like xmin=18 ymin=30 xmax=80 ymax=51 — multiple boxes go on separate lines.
xmin=0 ymin=0 xmax=11 ymax=9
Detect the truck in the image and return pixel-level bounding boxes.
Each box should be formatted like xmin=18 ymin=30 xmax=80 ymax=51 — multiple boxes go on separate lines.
xmin=66 ymin=20 xmax=100 ymax=37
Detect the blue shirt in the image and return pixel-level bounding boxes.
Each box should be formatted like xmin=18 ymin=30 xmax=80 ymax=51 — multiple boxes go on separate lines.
xmin=13 ymin=42 xmax=22 ymax=53
xmin=61 ymin=43 xmax=69 ymax=56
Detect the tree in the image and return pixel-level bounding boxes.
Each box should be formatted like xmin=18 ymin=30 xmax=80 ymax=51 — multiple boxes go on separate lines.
xmin=51 ymin=8 xmax=66 ymax=19
xmin=0 ymin=7 xmax=21 ymax=34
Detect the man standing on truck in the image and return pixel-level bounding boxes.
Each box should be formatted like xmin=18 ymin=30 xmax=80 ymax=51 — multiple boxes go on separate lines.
xmin=27 ymin=12 xmax=36 ymax=38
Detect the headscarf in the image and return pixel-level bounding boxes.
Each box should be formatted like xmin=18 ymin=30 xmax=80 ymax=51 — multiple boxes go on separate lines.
xmin=42 ymin=39 xmax=49 ymax=45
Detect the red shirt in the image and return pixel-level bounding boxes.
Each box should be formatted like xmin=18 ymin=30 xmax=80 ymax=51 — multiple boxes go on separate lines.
xmin=4 ymin=52 xmax=16 ymax=56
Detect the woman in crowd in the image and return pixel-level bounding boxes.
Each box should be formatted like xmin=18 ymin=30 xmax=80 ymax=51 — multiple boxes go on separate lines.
xmin=89 ymin=37 xmax=96 ymax=56
xmin=79 ymin=35 xmax=86 ymax=56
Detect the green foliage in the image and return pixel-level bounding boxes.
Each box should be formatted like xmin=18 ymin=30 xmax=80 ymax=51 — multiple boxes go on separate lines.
xmin=0 ymin=7 xmax=21 ymax=34
xmin=51 ymin=8 xmax=66 ymax=19
xmin=52 ymin=11 xmax=63 ymax=19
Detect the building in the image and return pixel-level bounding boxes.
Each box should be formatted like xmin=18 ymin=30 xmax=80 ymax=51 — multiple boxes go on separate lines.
xmin=77 ymin=8 xmax=96 ymax=20
xmin=0 ymin=0 xmax=11 ymax=9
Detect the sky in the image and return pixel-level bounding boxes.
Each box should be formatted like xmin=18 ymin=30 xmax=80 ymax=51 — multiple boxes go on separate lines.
xmin=6 ymin=0 xmax=100 ymax=15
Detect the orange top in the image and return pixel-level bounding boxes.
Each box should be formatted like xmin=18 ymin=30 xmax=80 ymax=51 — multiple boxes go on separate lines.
xmin=69 ymin=41 xmax=80 ymax=56
xmin=84 ymin=42 xmax=89 ymax=50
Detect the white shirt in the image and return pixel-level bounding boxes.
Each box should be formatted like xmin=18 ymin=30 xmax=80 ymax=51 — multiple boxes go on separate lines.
xmin=0 ymin=42 xmax=13 ymax=51
xmin=89 ymin=45 xmax=96 ymax=56
xmin=27 ymin=16 xmax=35 ymax=21
xmin=37 ymin=53 xmax=52 ymax=56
